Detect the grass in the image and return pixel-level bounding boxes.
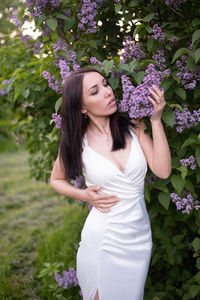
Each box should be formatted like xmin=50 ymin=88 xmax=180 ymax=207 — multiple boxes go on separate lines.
xmin=0 ymin=150 xmax=87 ymax=299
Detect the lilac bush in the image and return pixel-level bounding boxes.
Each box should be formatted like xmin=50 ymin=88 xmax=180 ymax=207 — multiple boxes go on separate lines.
xmin=174 ymin=107 xmax=200 ymax=132
xmin=170 ymin=191 xmax=200 ymax=214
xmin=121 ymin=36 xmax=145 ymax=63
xmin=180 ymin=156 xmax=197 ymax=170
xmin=54 ymin=267 xmax=79 ymax=289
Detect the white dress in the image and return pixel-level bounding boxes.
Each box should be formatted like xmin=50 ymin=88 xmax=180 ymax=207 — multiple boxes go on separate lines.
xmin=76 ymin=129 xmax=153 ymax=300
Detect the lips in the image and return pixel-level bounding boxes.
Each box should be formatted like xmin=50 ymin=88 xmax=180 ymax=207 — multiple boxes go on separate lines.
xmin=107 ymin=98 xmax=116 ymax=106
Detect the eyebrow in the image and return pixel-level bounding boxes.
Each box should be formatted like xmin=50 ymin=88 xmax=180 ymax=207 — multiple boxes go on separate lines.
xmin=88 ymin=78 xmax=106 ymax=91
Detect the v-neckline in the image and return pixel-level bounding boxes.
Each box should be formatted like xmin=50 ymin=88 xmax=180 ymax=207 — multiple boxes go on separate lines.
xmin=84 ymin=133 xmax=133 ymax=175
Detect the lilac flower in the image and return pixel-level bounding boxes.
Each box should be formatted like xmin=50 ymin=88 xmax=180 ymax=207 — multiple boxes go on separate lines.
xmin=145 ymin=173 xmax=158 ymax=185
xmin=152 ymin=24 xmax=165 ymax=41
xmin=121 ymin=36 xmax=145 ymax=63
xmin=90 ymin=56 xmax=103 ymax=70
xmin=53 ymin=38 xmax=68 ymax=54
xmin=174 ymin=108 xmax=199 ymax=132
xmin=170 ymin=36 xmax=178 ymax=44
xmin=0 ymin=79 xmax=11 ymax=96
xmin=54 ymin=267 xmax=79 ymax=290
xmin=180 ymin=156 xmax=197 ymax=170
xmin=52 ymin=113 xmax=62 ymax=129
xmin=152 ymin=49 xmax=166 ymax=70
xmin=175 ymin=54 xmax=199 ymax=90
xmin=170 ymin=191 xmax=200 ymax=214
xmin=77 ymin=0 xmax=103 ymax=34
xmin=42 ymin=71 xmax=61 ymax=92
xmin=119 ymin=63 xmax=168 ymax=119
xmin=25 ymin=0 xmax=61 ymax=17
xmin=165 ymin=0 xmax=187 ymax=8
xmin=58 ymin=60 xmax=71 ymax=83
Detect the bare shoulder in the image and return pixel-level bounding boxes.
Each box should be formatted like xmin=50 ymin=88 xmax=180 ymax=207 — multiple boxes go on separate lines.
xmin=130 ymin=118 xmax=148 ymax=138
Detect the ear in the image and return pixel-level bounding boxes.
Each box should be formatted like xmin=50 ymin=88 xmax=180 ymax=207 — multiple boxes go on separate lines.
xmin=81 ymin=106 xmax=87 ymax=114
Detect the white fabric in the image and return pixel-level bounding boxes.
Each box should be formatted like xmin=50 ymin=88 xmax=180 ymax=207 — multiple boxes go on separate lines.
xmin=76 ymin=130 xmax=153 ymax=300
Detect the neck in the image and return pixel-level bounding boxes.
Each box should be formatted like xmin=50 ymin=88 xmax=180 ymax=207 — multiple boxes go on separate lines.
xmin=87 ymin=115 xmax=111 ymax=136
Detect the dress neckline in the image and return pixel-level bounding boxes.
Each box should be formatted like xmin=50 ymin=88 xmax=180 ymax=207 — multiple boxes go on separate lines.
xmin=84 ymin=131 xmax=134 ymax=175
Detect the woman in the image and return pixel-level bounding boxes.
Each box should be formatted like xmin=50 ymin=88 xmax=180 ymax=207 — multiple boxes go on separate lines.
xmin=50 ymin=67 xmax=171 ymax=300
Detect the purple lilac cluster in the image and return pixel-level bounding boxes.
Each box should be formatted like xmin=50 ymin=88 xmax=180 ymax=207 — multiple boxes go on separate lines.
xmin=152 ymin=49 xmax=167 ymax=70
xmin=25 ymin=0 xmax=61 ymax=17
xmin=180 ymin=156 xmax=197 ymax=170
xmin=0 ymin=80 xmax=11 ymax=96
xmin=152 ymin=24 xmax=165 ymax=42
xmin=170 ymin=36 xmax=178 ymax=44
xmin=42 ymin=71 xmax=61 ymax=92
xmin=52 ymin=113 xmax=62 ymax=129
xmin=174 ymin=107 xmax=200 ymax=132
xmin=77 ymin=0 xmax=103 ymax=34
xmin=90 ymin=57 xmax=103 ymax=70
xmin=145 ymin=174 xmax=158 ymax=185
xmin=53 ymin=38 xmax=79 ymax=83
xmin=121 ymin=36 xmax=145 ymax=63
xmin=165 ymin=0 xmax=187 ymax=8
xmin=10 ymin=8 xmax=21 ymax=27
xmin=170 ymin=191 xmax=200 ymax=214
xmin=119 ymin=63 xmax=167 ymax=119
xmin=54 ymin=267 xmax=79 ymax=289
xmin=176 ymin=55 xmax=200 ymax=90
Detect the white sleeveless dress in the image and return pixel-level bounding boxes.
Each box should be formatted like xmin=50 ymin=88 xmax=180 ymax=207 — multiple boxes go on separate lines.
xmin=76 ymin=129 xmax=153 ymax=300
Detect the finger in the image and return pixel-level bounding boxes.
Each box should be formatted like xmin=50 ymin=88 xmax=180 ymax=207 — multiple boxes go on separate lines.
xmin=148 ymin=96 xmax=157 ymax=105
xmin=97 ymin=193 xmax=119 ymax=200
xmin=148 ymin=88 xmax=160 ymax=102
xmin=152 ymin=85 xmax=163 ymax=97
xmin=90 ymin=185 xmax=101 ymax=191
xmin=97 ymin=199 xmax=119 ymax=205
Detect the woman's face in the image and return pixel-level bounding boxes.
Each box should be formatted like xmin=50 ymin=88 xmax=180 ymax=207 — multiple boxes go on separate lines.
xmin=82 ymin=72 xmax=117 ymax=118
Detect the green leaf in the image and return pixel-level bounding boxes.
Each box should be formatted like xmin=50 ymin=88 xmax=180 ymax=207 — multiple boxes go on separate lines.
xmin=192 ymin=49 xmax=200 ymax=63
xmin=88 ymin=40 xmax=97 ymax=49
xmin=171 ymin=175 xmax=185 ymax=194
xmin=108 ymin=77 xmax=119 ymax=90
xmin=175 ymin=88 xmax=186 ymax=100
xmin=162 ymin=111 xmax=175 ymax=127
xmin=147 ymin=38 xmax=154 ymax=52
xmin=158 ymin=192 xmax=171 ymax=210
xmin=196 ymin=147 xmax=200 ymax=167
xmin=103 ymin=59 xmax=114 ymax=76
xmin=21 ymin=89 xmax=30 ymax=98
xmin=169 ymin=103 xmax=184 ymax=112
xmin=177 ymin=165 xmax=188 ymax=180
xmin=119 ymin=63 xmax=130 ymax=72
xmin=55 ymin=97 xmax=62 ymax=113
xmin=115 ymin=4 xmax=122 ymax=13
xmin=181 ymin=137 xmax=197 ymax=148
xmin=129 ymin=60 xmax=137 ymax=72
xmin=189 ymin=285 xmax=200 ymax=298
xmin=160 ymin=79 xmax=173 ymax=92
xmin=172 ymin=234 xmax=185 ymax=244
xmin=172 ymin=48 xmax=188 ymax=63
xmin=133 ymin=23 xmax=145 ymax=39
xmin=196 ymin=169 xmax=200 ymax=183
xmin=151 ymin=253 xmax=161 ymax=266
xmin=186 ymin=56 xmax=196 ymax=72
xmin=192 ymin=29 xmax=200 ymax=46
xmin=46 ymin=18 xmax=58 ymax=31
xmin=143 ymin=13 xmax=155 ymax=22
xmin=128 ymin=0 xmax=140 ymax=7
xmin=133 ymin=71 xmax=145 ymax=85
xmin=192 ymin=18 xmax=200 ymax=27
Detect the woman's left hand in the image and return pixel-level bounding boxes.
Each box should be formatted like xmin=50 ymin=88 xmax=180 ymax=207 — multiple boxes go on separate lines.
xmin=148 ymin=85 xmax=166 ymax=122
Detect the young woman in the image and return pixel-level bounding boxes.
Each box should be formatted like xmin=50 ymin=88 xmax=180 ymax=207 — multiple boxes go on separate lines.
xmin=50 ymin=67 xmax=171 ymax=300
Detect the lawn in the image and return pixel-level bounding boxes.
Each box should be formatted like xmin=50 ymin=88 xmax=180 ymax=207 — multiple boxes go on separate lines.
xmin=0 ymin=150 xmax=86 ymax=299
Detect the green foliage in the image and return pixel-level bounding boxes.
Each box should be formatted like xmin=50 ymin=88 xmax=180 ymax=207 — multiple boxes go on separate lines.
xmin=0 ymin=0 xmax=200 ymax=298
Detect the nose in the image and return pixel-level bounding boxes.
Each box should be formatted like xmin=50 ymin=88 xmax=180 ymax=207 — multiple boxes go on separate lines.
xmin=103 ymin=85 xmax=111 ymax=97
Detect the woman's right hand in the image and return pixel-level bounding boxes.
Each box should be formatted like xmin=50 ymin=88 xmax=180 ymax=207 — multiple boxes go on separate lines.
xmin=82 ymin=186 xmax=120 ymax=213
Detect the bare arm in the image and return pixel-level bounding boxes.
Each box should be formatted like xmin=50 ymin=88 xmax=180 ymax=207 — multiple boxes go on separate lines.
xmin=50 ymin=154 xmax=120 ymax=212
xmin=132 ymin=85 xmax=171 ymax=179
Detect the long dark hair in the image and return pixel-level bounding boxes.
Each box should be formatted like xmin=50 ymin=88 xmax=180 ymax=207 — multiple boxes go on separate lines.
xmin=59 ymin=67 xmax=136 ymax=179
